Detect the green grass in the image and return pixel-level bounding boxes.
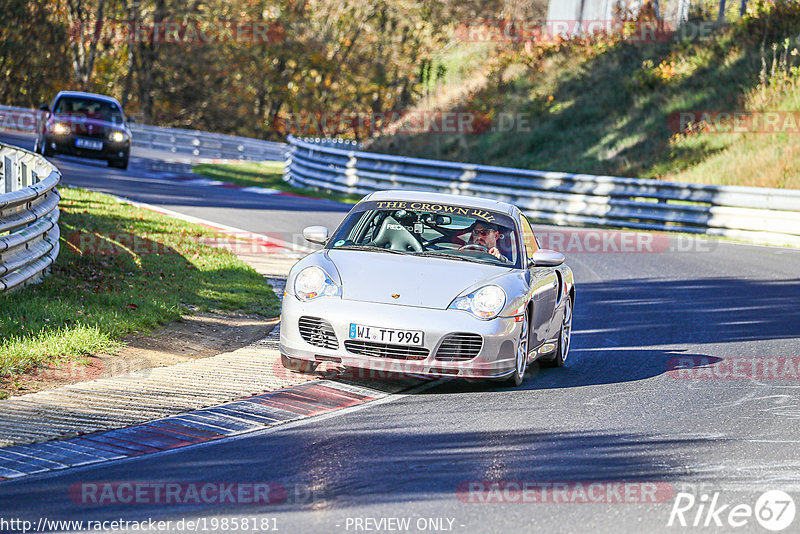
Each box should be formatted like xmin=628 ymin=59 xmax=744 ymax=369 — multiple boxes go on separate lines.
xmin=0 ymin=187 xmax=280 ymax=378
xmin=192 ymin=161 xmax=362 ymax=203
xmin=369 ymin=2 xmax=800 ymax=189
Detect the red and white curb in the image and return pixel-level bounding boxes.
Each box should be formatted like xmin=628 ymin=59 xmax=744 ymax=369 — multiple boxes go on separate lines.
xmin=0 ymin=380 xmax=380 ymax=482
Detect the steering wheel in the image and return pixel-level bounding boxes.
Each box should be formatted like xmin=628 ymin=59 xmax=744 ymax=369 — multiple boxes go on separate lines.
xmin=459 ymin=244 xmax=490 ymax=253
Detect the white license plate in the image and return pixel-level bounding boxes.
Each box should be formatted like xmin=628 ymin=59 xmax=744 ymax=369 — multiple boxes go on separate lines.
xmin=349 ymin=323 xmax=424 ymax=346
xmin=75 ymin=138 xmax=103 ymax=150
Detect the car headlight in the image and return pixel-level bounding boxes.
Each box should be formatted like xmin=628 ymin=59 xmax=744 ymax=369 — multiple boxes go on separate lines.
xmin=109 ymin=131 xmax=126 ymax=143
xmin=294 ymin=266 xmax=341 ymax=301
xmin=53 ymin=122 xmax=70 ymax=135
xmin=449 ymin=285 xmax=507 ymax=320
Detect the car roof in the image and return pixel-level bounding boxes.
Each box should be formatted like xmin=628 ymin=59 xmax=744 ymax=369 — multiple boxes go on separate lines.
xmin=53 ymin=91 xmax=122 ymax=107
xmin=362 ymin=190 xmax=518 ymax=217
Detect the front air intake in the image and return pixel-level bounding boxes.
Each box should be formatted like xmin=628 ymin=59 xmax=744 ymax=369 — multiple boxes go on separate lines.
xmin=435 ymin=333 xmax=483 ymax=361
xmin=298 ymin=316 xmax=338 ymax=350
xmin=344 ymin=340 xmax=429 ymax=360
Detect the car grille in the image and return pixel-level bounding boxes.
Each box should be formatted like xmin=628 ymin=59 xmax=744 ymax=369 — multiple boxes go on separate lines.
xmin=434 ymin=333 xmax=483 ymax=361
xmin=298 ymin=316 xmax=338 ymax=350
xmin=344 ymin=340 xmax=429 ymax=360
xmin=79 ymin=131 xmax=107 ymax=139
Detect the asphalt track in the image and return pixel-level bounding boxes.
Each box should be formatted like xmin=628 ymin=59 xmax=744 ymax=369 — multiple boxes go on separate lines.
xmin=1 ymin=132 xmax=800 ymax=533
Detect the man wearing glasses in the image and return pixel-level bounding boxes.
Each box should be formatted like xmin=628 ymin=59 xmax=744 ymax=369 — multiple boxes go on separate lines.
xmin=460 ymin=221 xmax=509 ymax=261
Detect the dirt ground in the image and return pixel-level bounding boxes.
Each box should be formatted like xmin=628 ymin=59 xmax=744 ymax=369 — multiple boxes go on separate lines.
xmin=0 ymin=311 xmax=278 ymax=398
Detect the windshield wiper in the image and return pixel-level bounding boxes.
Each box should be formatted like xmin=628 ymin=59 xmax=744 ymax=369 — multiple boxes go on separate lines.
xmin=334 ymin=245 xmax=409 ymax=255
xmin=414 ymin=251 xmax=495 ymax=264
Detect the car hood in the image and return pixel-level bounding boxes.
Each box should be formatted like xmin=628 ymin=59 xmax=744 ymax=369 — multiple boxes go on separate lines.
xmin=327 ymin=250 xmax=513 ymax=309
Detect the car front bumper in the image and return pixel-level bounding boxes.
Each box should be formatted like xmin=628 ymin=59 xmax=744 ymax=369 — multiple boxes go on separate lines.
xmin=46 ymin=135 xmax=130 ymax=160
xmin=279 ymin=295 xmax=523 ymax=379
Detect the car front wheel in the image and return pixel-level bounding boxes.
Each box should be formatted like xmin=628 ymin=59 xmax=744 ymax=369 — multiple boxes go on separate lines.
xmin=503 ymin=309 xmax=529 ymax=387
xmin=41 ymin=137 xmax=53 ymax=157
xmin=542 ymin=297 xmax=572 ymax=368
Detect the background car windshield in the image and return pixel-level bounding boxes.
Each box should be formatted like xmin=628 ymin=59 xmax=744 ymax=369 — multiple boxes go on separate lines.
xmin=328 ymin=202 xmax=520 ymax=267
xmin=54 ymin=98 xmax=124 ymax=124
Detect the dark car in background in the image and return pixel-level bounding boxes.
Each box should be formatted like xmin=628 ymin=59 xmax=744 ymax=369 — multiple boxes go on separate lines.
xmin=35 ymin=91 xmax=132 ymax=170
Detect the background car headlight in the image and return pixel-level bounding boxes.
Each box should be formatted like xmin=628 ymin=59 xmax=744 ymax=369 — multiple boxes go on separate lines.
xmin=294 ymin=266 xmax=341 ymax=300
xmin=53 ymin=122 xmax=70 ymax=135
xmin=449 ymin=285 xmax=507 ymax=319
xmin=109 ymin=131 xmax=126 ymax=143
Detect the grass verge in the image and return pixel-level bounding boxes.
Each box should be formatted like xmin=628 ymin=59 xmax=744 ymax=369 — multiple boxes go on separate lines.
xmin=0 ymin=186 xmax=281 ymax=386
xmin=192 ymin=161 xmax=362 ymax=203
xmin=369 ymin=3 xmax=800 ymax=189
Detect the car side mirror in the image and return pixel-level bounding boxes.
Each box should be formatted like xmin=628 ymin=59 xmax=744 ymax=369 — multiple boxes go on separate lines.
xmin=39 ymin=104 xmax=49 ymax=112
xmin=126 ymin=114 xmax=136 ymax=123
xmin=528 ymin=249 xmax=565 ymax=268
xmin=303 ymin=226 xmax=329 ymax=245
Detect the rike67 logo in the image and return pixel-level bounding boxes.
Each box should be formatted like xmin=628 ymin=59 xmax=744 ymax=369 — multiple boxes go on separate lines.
xmin=668 ymin=490 xmax=796 ymax=531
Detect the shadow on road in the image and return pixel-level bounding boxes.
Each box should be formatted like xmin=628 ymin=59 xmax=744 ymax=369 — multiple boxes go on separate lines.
xmin=426 ymin=276 xmax=800 ymax=393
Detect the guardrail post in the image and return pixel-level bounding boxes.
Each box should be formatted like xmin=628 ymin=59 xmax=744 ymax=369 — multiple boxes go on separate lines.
xmin=2 ymin=155 xmax=14 ymax=193
xmin=20 ymin=161 xmax=30 ymax=188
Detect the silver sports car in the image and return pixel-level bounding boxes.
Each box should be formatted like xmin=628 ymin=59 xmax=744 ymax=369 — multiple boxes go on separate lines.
xmin=279 ymin=191 xmax=575 ymax=386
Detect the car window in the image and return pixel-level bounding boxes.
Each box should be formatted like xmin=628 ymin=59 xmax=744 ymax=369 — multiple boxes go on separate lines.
xmin=54 ymin=97 xmax=125 ymax=125
xmin=520 ymin=215 xmax=538 ymax=259
xmin=328 ymin=200 xmax=521 ymax=267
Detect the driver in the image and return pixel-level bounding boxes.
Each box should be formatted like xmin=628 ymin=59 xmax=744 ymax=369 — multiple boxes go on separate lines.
xmin=460 ymin=221 xmax=508 ymax=261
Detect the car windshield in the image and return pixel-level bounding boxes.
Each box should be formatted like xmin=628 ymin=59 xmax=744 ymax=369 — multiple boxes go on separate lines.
xmin=328 ymin=200 xmax=520 ymax=267
xmin=54 ymin=97 xmax=125 ymax=125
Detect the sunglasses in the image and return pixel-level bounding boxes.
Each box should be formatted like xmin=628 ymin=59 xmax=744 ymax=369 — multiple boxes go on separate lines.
xmin=473 ymin=228 xmax=496 ymax=236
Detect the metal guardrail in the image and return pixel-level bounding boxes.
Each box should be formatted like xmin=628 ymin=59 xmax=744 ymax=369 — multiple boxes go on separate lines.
xmin=0 ymin=105 xmax=287 ymax=162
xmin=0 ymin=143 xmax=61 ymax=293
xmin=285 ymin=135 xmax=800 ymax=247
xmin=129 ymin=123 xmax=287 ymax=161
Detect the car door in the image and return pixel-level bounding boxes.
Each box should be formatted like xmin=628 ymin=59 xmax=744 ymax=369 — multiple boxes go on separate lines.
xmin=521 ymin=215 xmax=558 ymax=347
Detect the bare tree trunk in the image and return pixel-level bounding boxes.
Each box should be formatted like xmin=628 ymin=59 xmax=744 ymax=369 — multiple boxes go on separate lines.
xmin=65 ymin=0 xmax=109 ymax=90
xmin=677 ymin=0 xmax=691 ymax=24
xmin=740 ymin=0 xmax=748 ymax=17
xmin=119 ymin=0 xmax=137 ymax=109
xmin=718 ymin=0 xmax=727 ymax=22
xmin=135 ymin=0 xmax=166 ymax=123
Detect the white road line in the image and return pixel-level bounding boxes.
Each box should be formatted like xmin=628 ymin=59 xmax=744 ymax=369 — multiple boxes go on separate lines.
xmin=109 ymin=194 xmax=316 ymax=256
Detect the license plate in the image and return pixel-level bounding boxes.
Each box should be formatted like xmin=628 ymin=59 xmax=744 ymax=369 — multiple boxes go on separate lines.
xmin=75 ymin=138 xmax=103 ymax=150
xmin=349 ymin=323 xmax=424 ymax=346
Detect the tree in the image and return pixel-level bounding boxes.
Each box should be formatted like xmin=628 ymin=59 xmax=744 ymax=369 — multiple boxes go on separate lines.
xmin=0 ymin=0 xmax=71 ymax=106
xmin=65 ymin=0 xmax=113 ymax=89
